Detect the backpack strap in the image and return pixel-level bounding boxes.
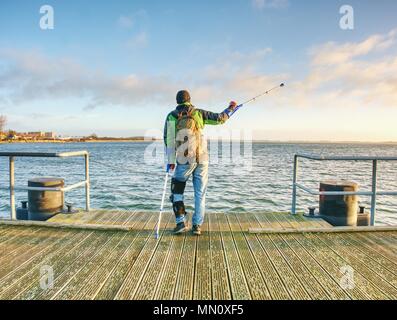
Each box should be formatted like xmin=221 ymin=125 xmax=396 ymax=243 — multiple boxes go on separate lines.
xmin=173 ymin=105 xmax=196 ymax=119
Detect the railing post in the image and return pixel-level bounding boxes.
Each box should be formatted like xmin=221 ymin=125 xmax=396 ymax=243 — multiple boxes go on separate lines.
xmin=370 ymin=159 xmax=377 ymax=226
xmin=85 ymin=153 xmax=90 ymax=212
xmin=291 ymin=155 xmax=298 ymax=215
xmin=9 ymin=156 xmax=16 ymax=220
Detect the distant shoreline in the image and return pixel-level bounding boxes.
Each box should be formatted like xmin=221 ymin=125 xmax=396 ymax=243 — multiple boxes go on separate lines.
xmin=0 ymin=139 xmax=150 ymax=144
xmin=2 ymin=139 xmax=397 ymax=145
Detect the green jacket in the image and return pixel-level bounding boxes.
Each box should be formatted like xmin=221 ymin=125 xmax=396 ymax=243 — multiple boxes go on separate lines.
xmin=164 ymin=102 xmax=233 ymax=164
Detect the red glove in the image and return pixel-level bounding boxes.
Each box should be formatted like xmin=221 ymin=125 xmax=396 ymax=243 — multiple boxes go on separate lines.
xmin=167 ymin=164 xmax=175 ymax=172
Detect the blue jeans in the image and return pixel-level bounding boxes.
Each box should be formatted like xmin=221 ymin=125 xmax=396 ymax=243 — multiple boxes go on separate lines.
xmin=172 ymin=163 xmax=209 ymax=226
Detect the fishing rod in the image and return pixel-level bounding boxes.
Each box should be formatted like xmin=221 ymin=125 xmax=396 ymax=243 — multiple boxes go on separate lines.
xmin=228 ymin=82 xmax=285 ymax=117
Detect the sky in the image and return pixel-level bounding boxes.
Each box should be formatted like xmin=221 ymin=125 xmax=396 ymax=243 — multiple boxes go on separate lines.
xmin=0 ymin=0 xmax=397 ymax=141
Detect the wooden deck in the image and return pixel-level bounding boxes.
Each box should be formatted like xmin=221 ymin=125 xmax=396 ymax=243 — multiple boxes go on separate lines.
xmin=0 ymin=211 xmax=396 ymax=300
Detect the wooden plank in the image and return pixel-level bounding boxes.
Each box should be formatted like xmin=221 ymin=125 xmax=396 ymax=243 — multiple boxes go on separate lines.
xmin=207 ymin=213 xmax=231 ymax=300
xmin=133 ymin=211 xmax=154 ymax=229
xmin=120 ymin=211 xmax=149 ymax=230
xmin=88 ymin=211 xmax=121 ymax=224
xmin=255 ymin=212 xmax=283 ymax=230
xmin=0 ymin=227 xmax=77 ymax=282
xmin=340 ymin=233 xmax=397 ymax=276
xmin=110 ymin=210 xmax=136 ymax=225
xmin=365 ymin=232 xmax=397 ymax=256
xmin=13 ymin=229 xmax=96 ymax=300
xmin=0 ymin=230 xmax=89 ymax=299
xmin=380 ymin=230 xmax=397 ymax=243
xmin=238 ymin=213 xmax=290 ymax=300
xmin=48 ymin=210 xmax=103 ymax=224
xmin=278 ymin=212 xmax=330 ymax=229
xmin=153 ymin=215 xmax=187 ymax=300
xmin=93 ymin=212 xmax=160 ymax=299
xmin=120 ymin=211 xmax=139 ymax=226
xmin=106 ymin=211 xmax=129 ymax=225
xmin=226 ymin=213 xmax=272 ymax=300
xmin=0 ymin=225 xmax=11 ymax=236
xmin=46 ymin=212 xmax=83 ymax=224
xmin=275 ymin=213 xmax=302 ymax=229
xmin=28 ymin=230 xmax=113 ymax=300
xmin=314 ymin=233 xmax=397 ymax=299
xmin=271 ymin=233 xmax=333 ymax=300
xmin=252 ymin=212 xmax=312 ymax=300
xmin=172 ymin=217 xmax=197 ymax=300
xmin=257 ymin=234 xmax=312 ymax=300
xmin=76 ymin=232 xmax=139 ymax=300
xmin=249 ymin=226 xmax=397 ymax=234
xmin=31 ymin=214 xmax=136 ymax=302
xmin=0 ymin=219 xmax=134 ymax=232
xmin=292 ymin=233 xmax=379 ymax=300
xmin=0 ymin=226 xmax=44 ymax=256
xmin=24 ymin=209 xmax=137 ymax=229
xmin=0 ymin=228 xmax=63 ymax=278
xmin=133 ymin=213 xmax=179 ymax=300
xmin=52 ymin=231 xmax=126 ymax=299
xmin=352 ymin=233 xmax=397 ymax=263
xmin=48 ymin=209 xmax=134 ymax=226
xmin=293 ymin=212 xmax=332 ymax=229
xmin=268 ymin=212 xmax=296 ymax=230
xmin=192 ymin=215 xmax=212 ymax=300
xmin=0 ymin=210 xmax=395 ymax=301
xmin=93 ymin=211 xmax=125 ymax=225
xmin=279 ymin=233 xmax=350 ymax=300
xmin=73 ymin=211 xmax=147 ymax=299
xmin=216 ymin=213 xmax=251 ymax=300
xmin=114 ymin=212 xmax=173 ymax=299
xmin=299 ymin=213 xmax=331 ymax=229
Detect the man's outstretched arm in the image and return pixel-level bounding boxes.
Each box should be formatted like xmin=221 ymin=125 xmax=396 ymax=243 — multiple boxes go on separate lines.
xmin=199 ymin=101 xmax=238 ymax=125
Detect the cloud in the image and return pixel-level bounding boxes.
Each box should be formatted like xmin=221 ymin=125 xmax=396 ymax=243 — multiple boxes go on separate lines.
xmin=202 ymin=48 xmax=272 ymax=82
xmin=0 ymin=48 xmax=176 ymax=110
xmin=189 ymin=47 xmax=286 ymax=105
xmin=117 ymin=15 xmax=134 ymax=29
xmin=252 ymin=0 xmax=289 ymax=9
xmin=126 ymin=31 xmax=148 ymax=49
xmin=117 ymin=10 xmax=149 ymax=50
xmin=2 ymin=27 xmax=397 ymax=115
xmin=309 ymin=29 xmax=397 ymax=66
xmin=0 ymin=47 xmax=281 ymax=111
xmin=299 ymin=28 xmax=397 ymax=108
xmin=117 ymin=9 xmax=147 ymax=29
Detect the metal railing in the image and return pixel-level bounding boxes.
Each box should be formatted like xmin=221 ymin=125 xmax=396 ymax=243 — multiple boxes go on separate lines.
xmin=0 ymin=151 xmax=90 ymax=220
xmin=291 ymin=153 xmax=397 ymax=226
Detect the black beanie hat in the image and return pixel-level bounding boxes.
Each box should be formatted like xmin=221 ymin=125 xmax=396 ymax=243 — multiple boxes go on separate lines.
xmin=176 ymin=90 xmax=191 ymax=104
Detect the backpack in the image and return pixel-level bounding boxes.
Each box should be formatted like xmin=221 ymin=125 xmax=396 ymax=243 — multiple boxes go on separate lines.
xmin=175 ymin=107 xmax=202 ymax=162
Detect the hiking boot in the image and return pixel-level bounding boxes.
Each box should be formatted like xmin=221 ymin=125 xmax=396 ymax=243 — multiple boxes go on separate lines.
xmin=192 ymin=225 xmax=201 ymax=236
xmin=173 ymin=222 xmax=187 ymax=234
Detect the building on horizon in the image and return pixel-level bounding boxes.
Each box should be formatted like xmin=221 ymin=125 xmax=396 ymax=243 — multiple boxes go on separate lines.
xmin=27 ymin=131 xmax=44 ymax=138
xmin=44 ymin=132 xmax=56 ymax=139
xmin=16 ymin=131 xmax=56 ymax=140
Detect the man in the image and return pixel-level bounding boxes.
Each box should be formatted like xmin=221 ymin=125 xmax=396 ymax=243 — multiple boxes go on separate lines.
xmin=164 ymin=90 xmax=237 ymax=235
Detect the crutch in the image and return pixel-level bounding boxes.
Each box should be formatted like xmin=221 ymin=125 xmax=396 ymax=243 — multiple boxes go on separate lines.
xmin=155 ymin=168 xmax=171 ymax=239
